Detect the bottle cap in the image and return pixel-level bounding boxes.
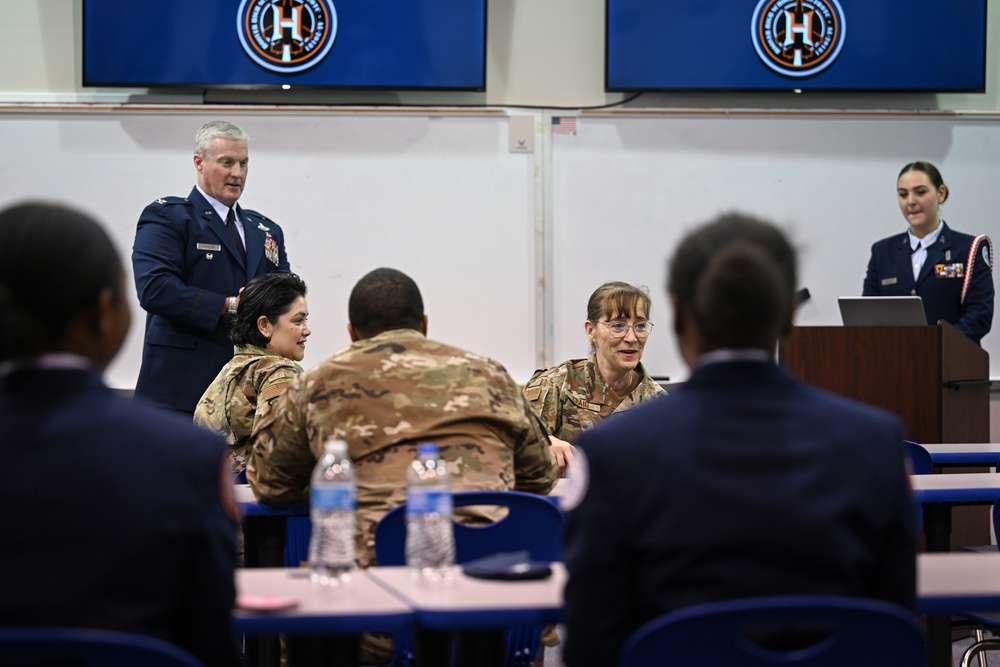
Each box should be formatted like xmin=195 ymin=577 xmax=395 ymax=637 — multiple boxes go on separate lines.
xmin=324 ymin=438 xmax=348 ymax=454
xmin=416 ymin=442 xmax=439 ymax=455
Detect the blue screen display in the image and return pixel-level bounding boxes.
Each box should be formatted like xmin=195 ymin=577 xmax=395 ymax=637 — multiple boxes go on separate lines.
xmin=83 ymin=0 xmax=487 ymax=90
xmin=606 ymin=0 xmax=986 ymax=92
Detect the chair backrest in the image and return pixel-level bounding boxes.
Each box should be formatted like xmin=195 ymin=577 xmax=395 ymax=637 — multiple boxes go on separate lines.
xmin=374 ymin=490 xmax=564 ymax=566
xmin=617 ymin=595 xmax=925 ymax=667
xmin=0 ymin=627 xmax=205 ymax=667
xmin=905 ymin=440 xmax=933 ymax=475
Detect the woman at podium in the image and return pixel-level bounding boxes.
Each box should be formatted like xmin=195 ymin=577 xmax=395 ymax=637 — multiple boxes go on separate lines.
xmin=863 ymin=161 xmax=993 ymax=344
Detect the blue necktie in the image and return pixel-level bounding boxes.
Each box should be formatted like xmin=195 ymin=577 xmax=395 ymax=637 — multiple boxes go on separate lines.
xmin=227 ymin=207 xmax=245 ymax=262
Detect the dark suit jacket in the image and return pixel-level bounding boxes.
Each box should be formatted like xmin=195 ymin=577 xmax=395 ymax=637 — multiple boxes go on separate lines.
xmin=863 ymin=221 xmax=994 ymax=344
xmin=132 ymin=187 xmax=290 ymax=412
xmin=0 ymin=366 xmax=239 ymax=667
xmin=562 ymin=360 xmax=917 ymax=667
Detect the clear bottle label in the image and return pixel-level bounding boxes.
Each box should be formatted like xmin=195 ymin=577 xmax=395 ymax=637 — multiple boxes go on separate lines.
xmin=312 ymin=486 xmax=356 ymax=511
xmin=407 ymin=488 xmax=453 ymax=515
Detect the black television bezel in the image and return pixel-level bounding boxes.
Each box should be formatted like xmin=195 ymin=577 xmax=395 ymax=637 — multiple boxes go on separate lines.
xmin=603 ymin=0 xmax=988 ymax=94
xmin=81 ymin=0 xmax=489 ymax=93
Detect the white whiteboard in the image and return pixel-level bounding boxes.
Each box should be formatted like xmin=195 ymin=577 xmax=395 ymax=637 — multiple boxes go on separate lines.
xmin=0 ymin=111 xmax=541 ymax=388
xmin=551 ymin=113 xmax=1000 ymax=380
xmin=2 ymin=110 xmax=997 ymax=389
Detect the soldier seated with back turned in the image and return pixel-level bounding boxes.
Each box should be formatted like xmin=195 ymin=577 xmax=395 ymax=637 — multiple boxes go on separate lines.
xmin=248 ymin=267 xmax=559 ymax=661
xmin=249 ymin=266 xmax=558 ymax=549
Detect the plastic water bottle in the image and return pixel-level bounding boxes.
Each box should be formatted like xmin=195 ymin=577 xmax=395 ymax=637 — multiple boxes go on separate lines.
xmin=406 ymin=443 xmax=455 ymax=579
xmin=309 ymin=438 xmax=356 ymax=585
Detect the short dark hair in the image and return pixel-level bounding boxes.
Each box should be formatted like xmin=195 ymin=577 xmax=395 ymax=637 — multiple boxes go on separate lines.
xmin=899 ymin=161 xmax=949 ymax=203
xmin=667 ymin=212 xmax=797 ymax=351
xmin=229 ymin=272 xmax=308 ymax=348
xmin=348 ymin=268 xmax=424 ymax=338
xmin=0 ymin=201 xmax=123 ymax=361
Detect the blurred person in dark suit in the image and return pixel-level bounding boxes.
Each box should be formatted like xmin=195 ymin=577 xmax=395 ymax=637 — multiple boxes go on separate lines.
xmin=0 ymin=201 xmax=239 ymax=667
xmin=563 ymin=212 xmax=917 ymax=667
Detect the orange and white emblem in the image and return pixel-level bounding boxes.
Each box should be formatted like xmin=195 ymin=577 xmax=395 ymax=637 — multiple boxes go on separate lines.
xmin=751 ymin=0 xmax=845 ymax=78
xmin=237 ymin=0 xmax=338 ymax=74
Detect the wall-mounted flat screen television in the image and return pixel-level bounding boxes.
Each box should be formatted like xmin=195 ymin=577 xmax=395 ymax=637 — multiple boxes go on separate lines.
xmin=83 ymin=0 xmax=487 ymax=91
xmin=606 ymin=0 xmax=987 ymax=92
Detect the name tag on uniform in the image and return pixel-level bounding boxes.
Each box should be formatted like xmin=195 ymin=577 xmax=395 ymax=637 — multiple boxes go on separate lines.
xmin=880 ymin=277 xmax=898 ymax=286
xmin=197 ymin=243 xmax=222 ymax=251
xmin=934 ymin=263 xmax=964 ymax=278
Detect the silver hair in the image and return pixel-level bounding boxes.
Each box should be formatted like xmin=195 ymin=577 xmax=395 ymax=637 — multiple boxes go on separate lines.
xmin=194 ymin=121 xmax=249 ymax=158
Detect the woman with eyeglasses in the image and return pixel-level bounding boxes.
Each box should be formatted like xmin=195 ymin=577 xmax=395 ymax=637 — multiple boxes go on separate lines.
xmin=523 ymin=281 xmax=665 ymax=473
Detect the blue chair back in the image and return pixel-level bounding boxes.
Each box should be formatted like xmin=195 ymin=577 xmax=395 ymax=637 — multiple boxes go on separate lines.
xmin=0 ymin=627 xmax=205 ymax=667
xmin=374 ymin=489 xmax=564 ymax=566
xmin=617 ymin=595 xmax=925 ymax=667
xmin=905 ymin=440 xmax=932 ymax=539
xmin=905 ymin=440 xmax=933 ymax=475
xmin=374 ymin=490 xmax=564 ymax=667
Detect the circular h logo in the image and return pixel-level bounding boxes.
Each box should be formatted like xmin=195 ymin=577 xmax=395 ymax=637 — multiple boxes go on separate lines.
xmin=237 ymin=0 xmax=338 ymax=74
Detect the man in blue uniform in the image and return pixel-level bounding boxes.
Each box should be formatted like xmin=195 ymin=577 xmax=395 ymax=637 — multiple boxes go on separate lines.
xmin=132 ymin=120 xmax=290 ymax=414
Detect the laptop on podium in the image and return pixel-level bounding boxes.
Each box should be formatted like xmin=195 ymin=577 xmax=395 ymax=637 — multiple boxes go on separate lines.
xmin=838 ymin=296 xmax=928 ymax=326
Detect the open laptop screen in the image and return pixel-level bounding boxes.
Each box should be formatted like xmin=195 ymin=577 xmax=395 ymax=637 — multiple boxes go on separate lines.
xmin=838 ymin=296 xmax=928 ymax=327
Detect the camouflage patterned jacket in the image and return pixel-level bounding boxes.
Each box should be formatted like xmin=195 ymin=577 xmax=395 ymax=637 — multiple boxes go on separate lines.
xmin=522 ymin=355 xmax=665 ymax=443
xmin=193 ymin=345 xmax=302 ymax=474
xmin=247 ymin=328 xmax=559 ymax=568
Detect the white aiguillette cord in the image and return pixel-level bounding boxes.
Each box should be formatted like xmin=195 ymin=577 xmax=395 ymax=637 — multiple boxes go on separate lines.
xmin=961 ymin=235 xmax=993 ymax=304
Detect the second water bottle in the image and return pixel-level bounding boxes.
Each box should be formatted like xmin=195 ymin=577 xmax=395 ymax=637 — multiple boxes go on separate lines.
xmin=406 ymin=443 xmax=455 ymax=578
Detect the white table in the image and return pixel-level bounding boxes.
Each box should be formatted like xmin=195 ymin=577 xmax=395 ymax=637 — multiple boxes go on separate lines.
xmin=919 ymin=552 xmax=1000 ymax=614
xmin=235 ymin=567 xmax=413 ymax=667
xmin=235 ymin=567 xmax=413 ymax=635
xmin=366 ymin=564 xmax=565 ymax=628
xmin=911 ymin=473 xmax=1000 ymax=667
xmin=367 ymin=564 xmax=565 ymax=667
xmin=911 ymin=472 xmax=1000 ymax=506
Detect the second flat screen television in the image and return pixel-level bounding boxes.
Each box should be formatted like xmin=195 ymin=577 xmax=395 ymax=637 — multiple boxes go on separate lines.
xmin=606 ymin=0 xmax=987 ymax=92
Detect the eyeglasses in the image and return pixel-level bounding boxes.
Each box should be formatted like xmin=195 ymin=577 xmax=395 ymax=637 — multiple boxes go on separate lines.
xmin=597 ymin=320 xmax=654 ymax=338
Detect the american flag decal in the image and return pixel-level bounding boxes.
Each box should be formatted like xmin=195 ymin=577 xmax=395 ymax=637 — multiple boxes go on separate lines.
xmin=552 ymin=116 xmax=578 ymax=135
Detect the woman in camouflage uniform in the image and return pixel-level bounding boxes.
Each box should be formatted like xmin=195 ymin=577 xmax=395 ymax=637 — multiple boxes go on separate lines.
xmin=194 ymin=271 xmax=310 ymax=475
xmin=523 ymin=281 xmax=665 ymax=473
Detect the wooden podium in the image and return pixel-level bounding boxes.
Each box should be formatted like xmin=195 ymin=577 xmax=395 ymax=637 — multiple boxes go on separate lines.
xmin=781 ymin=323 xmax=989 ymax=444
xmin=781 ymin=322 xmax=991 ymax=549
